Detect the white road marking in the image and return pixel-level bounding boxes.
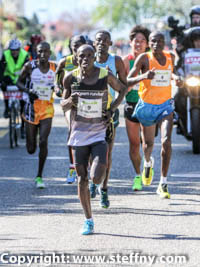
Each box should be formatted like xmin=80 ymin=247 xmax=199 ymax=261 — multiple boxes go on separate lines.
xmin=171 ymin=173 xmax=200 ymax=178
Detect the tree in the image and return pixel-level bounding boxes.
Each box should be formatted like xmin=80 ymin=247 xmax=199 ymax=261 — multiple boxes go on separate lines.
xmin=92 ymin=0 xmax=200 ymax=29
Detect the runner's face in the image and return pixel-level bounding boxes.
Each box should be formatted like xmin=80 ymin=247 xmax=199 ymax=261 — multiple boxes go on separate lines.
xmin=37 ymin=45 xmax=51 ymax=63
xmin=71 ymin=40 xmax=85 ymax=56
xmin=149 ymin=34 xmax=165 ymax=53
xmin=130 ymin=33 xmax=148 ymax=55
xmin=94 ymin=33 xmax=111 ymax=55
xmin=77 ymin=47 xmax=95 ymax=71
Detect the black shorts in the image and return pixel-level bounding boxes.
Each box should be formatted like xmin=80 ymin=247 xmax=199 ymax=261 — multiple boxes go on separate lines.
xmin=124 ymin=102 xmax=139 ymax=123
xmin=72 ymin=141 xmax=108 ymax=166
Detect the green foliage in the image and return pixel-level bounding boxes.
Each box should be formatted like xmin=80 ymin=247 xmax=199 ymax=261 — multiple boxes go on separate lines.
xmin=15 ymin=14 xmax=42 ymax=40
xmin=0 ymin=13 xmax=43 ymax=45
xmin=92 ymin=0 xmax=200 ymax=29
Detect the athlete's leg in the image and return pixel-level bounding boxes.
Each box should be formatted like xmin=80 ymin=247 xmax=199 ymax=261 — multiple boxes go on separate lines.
xmin=160 ymin=113 xmax=173 ymax=177
xmin=90 ymin=141 xmax=107 ymax=185
xmin=102 ymin=128 xmax=116 ymax=190
xmin=73 ymin=146 xmax=91 ymax=219
xmin=37 ymin=118 xmax=52 ymax=177
xmin=141 ymin=124 xmax=156 ymax=162
xmin=25 ymin=122 xmax=38 ymax=154
xmin=125 ymin=119 xmax=141 ymax=175
xmin=156 ymin=113 xmax=173 ymax=199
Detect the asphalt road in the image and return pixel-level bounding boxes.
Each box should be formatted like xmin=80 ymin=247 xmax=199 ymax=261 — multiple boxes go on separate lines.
xmin=0 ymin=93 xmax=200 ymax=267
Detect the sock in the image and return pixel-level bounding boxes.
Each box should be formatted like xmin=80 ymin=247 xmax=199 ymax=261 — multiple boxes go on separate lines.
xmin=160 ymin=176 xmax=167 ymax=184
xmin=69 ymin=164 xmax=75 ymax=169
xmin=144 ymin=160 xmax=151 ymax=167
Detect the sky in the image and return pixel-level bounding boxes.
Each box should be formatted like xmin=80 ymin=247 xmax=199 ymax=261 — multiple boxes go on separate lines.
xmin=24 ymin=0 xmax=129 ymax=39
xmin=24 ymin=0 xmax=99 ymax=23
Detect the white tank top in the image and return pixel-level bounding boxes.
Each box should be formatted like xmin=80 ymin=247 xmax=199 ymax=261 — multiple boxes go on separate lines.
xmin=31 ymin=67 xmax=55 ymax=101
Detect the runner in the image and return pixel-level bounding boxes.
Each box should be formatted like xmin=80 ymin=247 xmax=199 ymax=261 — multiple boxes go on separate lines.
xmin=127 ymin=31 xmax=182 ymax=198
xmin=89 ymin=30 xmax=127 ymax=208
xmin=61 ymin=44 xmax=127 ymax=234
xmin=55 ymin=35 xmax=86 ymax=184
xmin=17 ymin=42 xmax=56 ymax=189
xmin=123 ymin=26 xmax=150 ymax=191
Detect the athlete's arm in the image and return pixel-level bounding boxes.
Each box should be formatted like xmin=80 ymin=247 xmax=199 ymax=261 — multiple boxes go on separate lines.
xmin=61 ymin=71 xmax=78 ymax=112
xmin=122 ymin=55 xmax=130 ymax=76
xmin=107 ymin=70 xmax=127 ymax=113
xmin=17 ymin=62 xmax=32 ymax=93
xmin=115 ymin=55 xmax=127 ymax=86
xmin=127 ymin=53 xmax=155 ymax=86
xmin=55 ymin=57 xmax=66 ymax=88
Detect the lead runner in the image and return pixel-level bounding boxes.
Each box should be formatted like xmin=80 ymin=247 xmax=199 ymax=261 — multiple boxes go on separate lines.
xmin=61 ymin=44 xmax=127 ymax=235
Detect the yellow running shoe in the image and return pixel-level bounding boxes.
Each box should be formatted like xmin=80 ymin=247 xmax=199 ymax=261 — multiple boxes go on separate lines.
xmin=142 ymin=157 xmax=154 ymax=186
xmin=156 ymin=183 xmax=171 ymax=199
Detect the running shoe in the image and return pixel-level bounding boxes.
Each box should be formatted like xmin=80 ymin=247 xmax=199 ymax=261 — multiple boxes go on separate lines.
xmin=100 ymin=189 xmax=110 ymax=208
xmin=66 ymin=168 xmax=76 ymax=184
xmin=156 ymin=183 xmax=171 ymax=199
xmin=132 ymin=175 xmax=142 ymax=191
xmin=89 ymin=182 xmax=98 ymax=198
xmin=35 ymin=177 xmax=45 ymax=189
xmin=142 ymin=156 xmax=154 ymax=186
xmin=81 ymin=220 xmax=94 ymax=235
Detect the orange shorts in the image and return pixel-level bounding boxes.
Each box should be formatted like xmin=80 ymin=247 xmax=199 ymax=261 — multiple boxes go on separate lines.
xmin=23 ymin=99 xmax=54 ymax=125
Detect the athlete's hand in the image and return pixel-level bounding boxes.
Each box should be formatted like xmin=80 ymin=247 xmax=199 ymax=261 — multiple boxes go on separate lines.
xmin=102 ymin=109 xmax=113 ymax=125
xmin=146 ymin=68 xmax=156 ymax=80
xmin=29 ymin=89 xmax=39 ymax=102
xmin=54 ymin=86 xmax=63 ymax=97
xmin=174 ymin=76 xmax=184 ymax=88
xmin=60 ymin=92 xmax=80 ymax=112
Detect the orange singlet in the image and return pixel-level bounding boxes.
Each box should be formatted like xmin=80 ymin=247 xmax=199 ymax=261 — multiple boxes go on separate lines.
xmin=138 ymin=51 xmax=173 ymax=105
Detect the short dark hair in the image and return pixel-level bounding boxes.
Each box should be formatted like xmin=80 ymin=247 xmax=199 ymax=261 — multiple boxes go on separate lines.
xmin=71 ymin=35 xmax=86 ymax=45
xmin=149 ymin=31 xmax=165 ymax=40
xmin=129 ymin=25 xmax=151 ymax=42
xmin=78 ymin=44 xmax=95 ymax=54
xmin=95 ymin=30 xmax=111 ymax=40
xmin=37 ymin=41 xmax=50 ymax=50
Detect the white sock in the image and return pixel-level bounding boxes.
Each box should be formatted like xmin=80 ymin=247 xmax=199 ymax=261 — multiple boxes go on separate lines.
xmin=160 ymin=176 xmax=167 ymax=184
xmin=144 ymin=160 xmax=151 ymax=167
xmin=69 ymin=164 xmax=75 ymax=169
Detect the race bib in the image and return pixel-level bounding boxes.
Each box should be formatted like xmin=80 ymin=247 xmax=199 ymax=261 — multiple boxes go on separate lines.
xmin=72 ymin=89 xmax=107 ymax=123
xmin=34 ymin=84 xmax=52 ymax=101
xmin=151 ymin=70 xmax=171 ymax=87
xmin=77 ymin=98 xmax=102 ymax=119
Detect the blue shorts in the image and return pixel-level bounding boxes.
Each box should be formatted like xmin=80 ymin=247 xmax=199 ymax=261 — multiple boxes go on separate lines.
xmin=132 ymin=99 xmax=174 ymax=126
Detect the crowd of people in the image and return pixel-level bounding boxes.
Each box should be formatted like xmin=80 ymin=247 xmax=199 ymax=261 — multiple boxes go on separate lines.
xmin=0 ymin=5 xmax=200 ymax=235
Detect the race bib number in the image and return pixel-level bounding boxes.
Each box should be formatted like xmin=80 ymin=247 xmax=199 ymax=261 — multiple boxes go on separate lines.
xmin=34 ymin=85 xmax=52 ymax=101
xmin=151 ymin=70 xmax=171 ymax=87
xmin=77 ymin=98 xmax=102 ymax=119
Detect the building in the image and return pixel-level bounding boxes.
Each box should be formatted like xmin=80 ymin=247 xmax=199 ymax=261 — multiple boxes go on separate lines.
xmin=2 ymin=0 xmax=24 ymax=17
